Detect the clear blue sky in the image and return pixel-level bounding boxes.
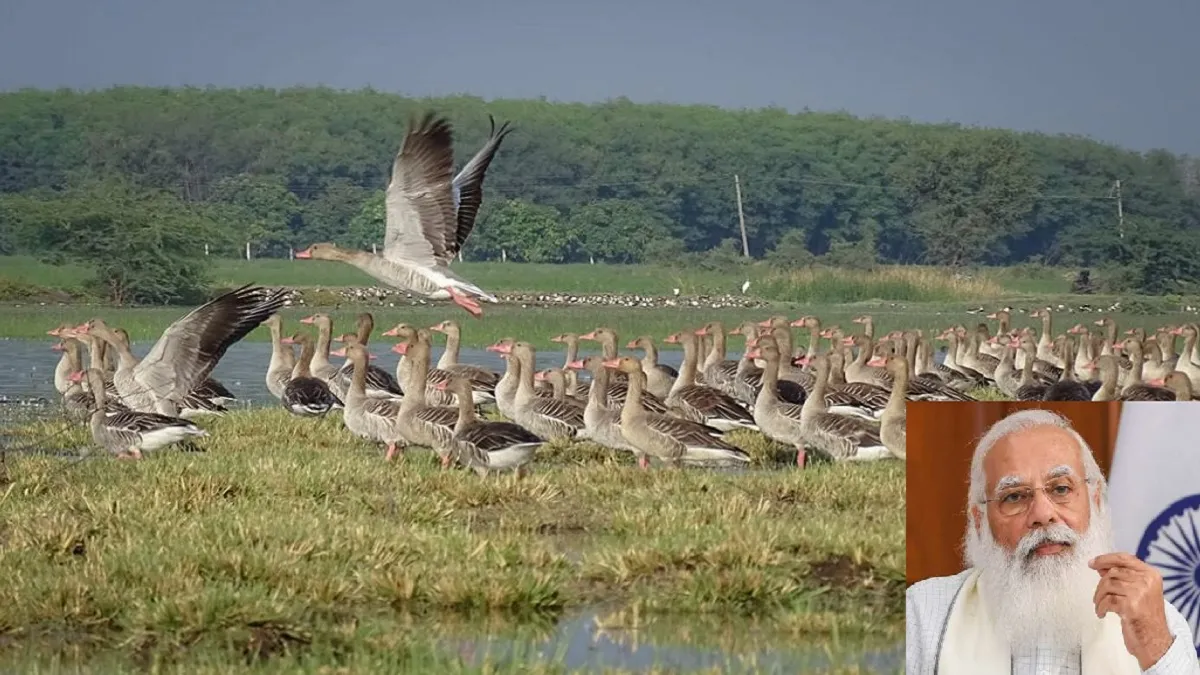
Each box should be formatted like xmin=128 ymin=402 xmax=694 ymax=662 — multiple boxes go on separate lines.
xmin=2 ymin=0 xmax=1195 ymax=154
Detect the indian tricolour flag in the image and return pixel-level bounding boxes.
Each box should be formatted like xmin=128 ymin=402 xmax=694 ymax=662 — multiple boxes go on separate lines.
xmin=1108 ymin=402 xmax=1200 ymax=658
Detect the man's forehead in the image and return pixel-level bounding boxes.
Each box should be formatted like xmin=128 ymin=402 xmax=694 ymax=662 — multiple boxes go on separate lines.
xmin=984 ymin=424 xmax=1085 ymax=484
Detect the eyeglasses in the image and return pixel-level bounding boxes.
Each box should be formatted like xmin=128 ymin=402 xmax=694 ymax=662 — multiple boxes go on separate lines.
xmin=981 ymin=476 xmax=1092 ymax=517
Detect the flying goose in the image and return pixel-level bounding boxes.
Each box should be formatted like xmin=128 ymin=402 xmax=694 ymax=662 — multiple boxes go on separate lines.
xmin=295 ymin=113 xmax=513 ymax=317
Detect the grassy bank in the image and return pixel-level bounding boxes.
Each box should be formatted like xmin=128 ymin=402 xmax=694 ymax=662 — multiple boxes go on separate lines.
xmin=0 ymin=255 xmax=1073 ymax=302
xmin=0 ymin=410 xmax=904 ymax=673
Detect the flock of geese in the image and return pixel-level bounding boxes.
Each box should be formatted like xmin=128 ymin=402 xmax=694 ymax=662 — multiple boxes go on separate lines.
xmin=931 ymin=308 xmax=1200 ymax=401
xmin=42 ymin=287 xmax=940 ymax=472
xmin=44 ymin=281 xmax=1200 ymax=474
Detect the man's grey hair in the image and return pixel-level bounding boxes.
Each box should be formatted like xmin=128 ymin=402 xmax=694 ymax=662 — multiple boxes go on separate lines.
xmin=967 ymin=408 xmax=1107 ymax=512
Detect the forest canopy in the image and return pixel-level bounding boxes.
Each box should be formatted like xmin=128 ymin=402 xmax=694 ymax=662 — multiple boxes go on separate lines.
xmin=2 ymin=86 xmax=1198 ymax=291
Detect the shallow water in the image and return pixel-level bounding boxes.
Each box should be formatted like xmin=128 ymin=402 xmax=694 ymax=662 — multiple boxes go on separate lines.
xmin=446 ymin=607 xmax=902 ymax=673
xmin=0 ymin=337 xmax=694 ymax=407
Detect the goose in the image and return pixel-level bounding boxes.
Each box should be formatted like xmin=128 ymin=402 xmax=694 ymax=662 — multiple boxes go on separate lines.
xmin=534 ymin=368 xmax=574 ymax=401
xmin=50 ymin=339 xmax=75 ymax=396
xmin=295 ymin=113 xmax=512 ymax=317
xmin=486 ymin=338 xmax=553 ymax=420
xmin=385 ymin=323 xmax=492 ymax=407
xmin=299 ymin=314 xmax=340 ymax=382
xmin=1162 ymin=371 xmax=1199 ymax=401
xmin=549 ymin=332 xmax=591 ymax=398
xmin=935 ymin=330 xmax=990 ymax=387
xmin=263 ymin=314 xmax=296 ymax=401
xmin=568 ymin=355 xmax=639 ymax=457
xmin=390 ymin=331 xmax=459 ymax=464
xmin=694 ymin=321 xmax=740 ymax=397
xmin=1114 ymin=340 xmax=1174 ymax=401
xmin=509 ymin=341 xmax=586 ymax=442
xmin=280 ymin=332 xmax=344 ymax=417
xmin=428 ymin=319 xmax=499 ymax=400
xmin=744 ymin=336 xmax=810 ymax=467
xmin=879 ymin=356 xmax=907 ymax=460
xmin=663 ymin=330 xmax=758 ymax=431
xmin=75 ymin=325 xmax=229 ymax=419
xmin=759 ymin=322 xmax=815 ymax=390
xmin=1040 ymin=337 xmax=1096 ymax=401
xmin=59 ymin=340 xmax=128 ymax=420
xmin=815 ymin=348 xmax=889 ymax=420
xmin=59 ymin=327 xmax=119 ymax=396
xmin=797 ymin=353 xmax=889 ymax=465
xmin=75 ymin=284 xmax=288 ymax=415
xmin=1090 ymin=354 xmax=1166 ymax=402
xmin=605 ymin=356 xmax=750 ymax=469
xmin=74 ymin=368 xmax=207 ymax=459
xmin=329 ymin=313 xmax=405 ymax=400
xmin=580 ymin=326 xmax=630 ymax=383
xmin=330 ymin=342 xmax=408 ymax=459
xmin=729 ymin=322 xmax=807 ymax=406
xmin=625 ymin=335 xmax=678 ymax=400
xmin=579 ymin=327 xmax=671 ymax=413
xmin=435 ymin=376 xmax=543 ymax=477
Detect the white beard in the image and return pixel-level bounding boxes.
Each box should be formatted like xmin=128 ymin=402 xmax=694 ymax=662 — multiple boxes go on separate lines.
xmin=964 ymin=501 xmax=1115 ymax=652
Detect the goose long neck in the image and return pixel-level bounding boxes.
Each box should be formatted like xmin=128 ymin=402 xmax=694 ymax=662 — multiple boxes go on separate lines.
xmin=268 ymin=322 xmax=286 ymax=371
xmin=589 ymin=364 xmax=610 ymax=407
xmin=704 ymin=329 xmax=726 ymax=368
xmin=885 ymin=362 xmax=907 ymax=413
xmin=563 ymin=338 xmax=578 ymax=366
xmin=295 ymin=339 xmax=315 ymax=378
xmin=349 ymin=354 xmax=369 ymax=397
xmin=761 ymin=351 xmax=780 ymax=395
xmin=600 ymin=335 xmax=617 ymax=359
xmin=356 ymin=318 xmax=372 ymax=346
xmin=641 ymin=341 xmax=659 ymax=367
xmin=620 ymin=369 xmax=646 ymax=422
xmin=454 ymin=382 xmax=476 ymax=429
xmin=312 ymin=320 xmax=333 ymax=368
xmin=407 ymin=343 xmax=431 ymax=405
xmin=443 ymin=328 xmax=461 ymax=364
xmin=1127 ymin=344 xmax=1144 ymax=382
xmin=804 ymin=325 xmax=820 ymax=360
xmin=677 ymin=337 xmax=698 ymax=386
xmin=515 ymin=350 xmax=536 ymax=398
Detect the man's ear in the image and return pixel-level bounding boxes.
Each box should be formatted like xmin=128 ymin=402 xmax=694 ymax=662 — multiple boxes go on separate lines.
xmin=971 ymin=505 xmax=983 ymax=534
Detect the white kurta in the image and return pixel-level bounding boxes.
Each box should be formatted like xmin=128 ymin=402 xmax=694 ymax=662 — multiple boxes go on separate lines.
xmin=906 ymin=569 xmax=1200 ymax=675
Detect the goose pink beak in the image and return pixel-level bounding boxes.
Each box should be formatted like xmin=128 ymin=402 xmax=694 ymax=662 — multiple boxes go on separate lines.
xmin=391 ymin=343 xmax=409 ymax=355
xmin=295 ymin=247 xmax=312 ymax=259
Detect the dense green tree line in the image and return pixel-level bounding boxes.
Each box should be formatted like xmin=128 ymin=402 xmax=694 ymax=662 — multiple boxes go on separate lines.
xmin=2 ymin=86 xmax=1200 ymax=297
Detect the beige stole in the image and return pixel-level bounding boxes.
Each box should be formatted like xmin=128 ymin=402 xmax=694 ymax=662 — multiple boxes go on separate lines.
xmin=936 ymin=567 xmax=1142 ymax=675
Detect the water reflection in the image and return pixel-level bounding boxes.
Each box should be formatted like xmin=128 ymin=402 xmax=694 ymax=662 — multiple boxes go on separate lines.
xmin=439 ymin=606 xmax=901 ymax=673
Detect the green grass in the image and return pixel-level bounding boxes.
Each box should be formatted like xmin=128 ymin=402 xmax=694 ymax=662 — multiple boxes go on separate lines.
xmin=0 ymin=410 xmax=904 ymax=673
xmin=0 ymin=255 xmax=1076 ymax=303
xmin=0 ymin=256 xmax=759 ymax=297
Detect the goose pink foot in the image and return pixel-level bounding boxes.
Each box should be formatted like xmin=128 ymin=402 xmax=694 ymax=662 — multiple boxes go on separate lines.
xmin=447 ymin=288 xmax=483 ymax=318
xmin=385 ymin=443 xmax=400 ymax=461
xmin=796 ymin=447 xmax=806 ymax=468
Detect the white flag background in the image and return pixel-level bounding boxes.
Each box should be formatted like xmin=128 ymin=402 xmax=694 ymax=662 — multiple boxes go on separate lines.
xmin=1107 ymin=402 xmax=1200 ymax=658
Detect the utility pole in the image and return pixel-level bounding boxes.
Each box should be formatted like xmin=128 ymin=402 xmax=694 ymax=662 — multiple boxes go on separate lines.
xmin=1114 ymin=180 xmax=1125 ymax=239
xmin=734 ymin=174 xmax=750 ymax=257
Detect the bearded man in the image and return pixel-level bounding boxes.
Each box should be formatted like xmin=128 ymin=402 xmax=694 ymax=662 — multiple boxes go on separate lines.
xmin=906 ymin=409 xmax=1199 ymax=674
